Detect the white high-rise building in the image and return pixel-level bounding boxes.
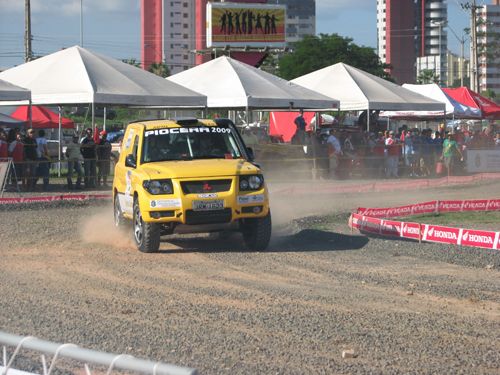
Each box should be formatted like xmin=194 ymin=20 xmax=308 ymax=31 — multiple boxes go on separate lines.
xmin=163 ymin=0 xmax=197 ymax=74
xmin=477 ymin=1 xmax=500 ymax=96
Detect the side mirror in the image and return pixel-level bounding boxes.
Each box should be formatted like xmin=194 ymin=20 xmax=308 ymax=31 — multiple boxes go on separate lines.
xmin=246 ymin=147 xmax=255 ymax=161
xmin=125 ymin=154 xmax=137 ymax=168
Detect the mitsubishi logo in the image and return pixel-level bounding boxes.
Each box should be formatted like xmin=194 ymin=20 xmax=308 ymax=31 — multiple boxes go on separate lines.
xmin=202 ymin=182 xmax=213 ymax=192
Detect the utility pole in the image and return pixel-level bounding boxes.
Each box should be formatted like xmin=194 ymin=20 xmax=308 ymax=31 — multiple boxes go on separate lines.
xmin=80 ymin=0 xmax=83 ymax=47
xmin=462 ymin=1 xmax=480 ymax=91
xmin=447 ymin=24 xmax=466 ymax=87
xmin=24 ymin=0 xmax=32 ymax=62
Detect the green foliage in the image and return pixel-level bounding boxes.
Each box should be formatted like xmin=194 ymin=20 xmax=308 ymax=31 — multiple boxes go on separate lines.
xmin=417 ymin=69 xmax=439 ymax=84
xmin=122 ymin=58 xmax=141 ymax=68
xmin=481 ymin=88 xmax=496 ymax=100
xmin=451 ymin=76 xmax=470 ymax=88
xmin=148 ymin=62 xmax=171 ymax=78
xmin=277 ymin=34 xmax=391 ymax=81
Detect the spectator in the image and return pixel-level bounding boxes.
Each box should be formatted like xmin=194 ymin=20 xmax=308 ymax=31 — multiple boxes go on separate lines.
xmin=96 ymin=130 xmax=112 ymax=188
xmin=326 ymin=130 xmax=342 ymax=179
xmin=8 ymin=131 xmax=24 ymax=186
xmin=385 ymin=130 xmax=400 ymax=178
xmin=23 ymin=129 xmax=38 ymax=191
xmin=442 ymin=132 xmax=463 ymax=176
xmin=0 ymin=129 xmax=7 ymax=158
xmin=65 ymin=133 xmax=83 ymax=190
xmin=35 ymin=129 xmax=50 ymax=191
xmin=495 ymin=133 xmax=500 ymax=148
xmin=241 ymin=127 xmax=259 ymax=145
xmin=80 ymin=128 xmax=97 ymax=189
xmin=292 ymin=109 xmax=307 ymax=145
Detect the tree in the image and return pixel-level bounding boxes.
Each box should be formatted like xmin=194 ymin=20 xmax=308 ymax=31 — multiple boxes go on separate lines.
xmin=122 ymin=58 xmax=141 ymax=68
xmin=481 ymin=88 xmax=496 ymax=100
xmin=417 ymin=69 xmax=439 ymax=84
xmin=148 ymin=62 xmax=170 ymax=78
xmin=277 ymin=34 xmax=392 ymax=81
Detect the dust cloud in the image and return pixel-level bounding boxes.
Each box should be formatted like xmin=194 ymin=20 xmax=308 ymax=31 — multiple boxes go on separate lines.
xmin=79 ymin=207 xmax=135 ymax=249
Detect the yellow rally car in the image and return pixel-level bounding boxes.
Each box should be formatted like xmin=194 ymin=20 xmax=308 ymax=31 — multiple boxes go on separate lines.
xmin=113 ymin=118 xmax=271 ymax=253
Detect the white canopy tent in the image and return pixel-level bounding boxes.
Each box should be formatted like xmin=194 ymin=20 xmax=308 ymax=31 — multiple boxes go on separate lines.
xmin=0 ymin=79 xmax=31 ymax=103
xmin=380 ymin=83 xmax=481 ymax=119
xmin=167 ymin=56 xmax=339 ymax=111
xmin=0 ymin=45 xmax=206 ymax=175
xmin=291 ymin=63 xmax=445 ymax=130
xmin=0 ymin=46 xmax=206 ymax=109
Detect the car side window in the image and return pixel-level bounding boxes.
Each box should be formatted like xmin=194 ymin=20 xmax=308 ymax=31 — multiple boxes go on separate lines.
xmin=132 ymin=135 xmax=139 ymax=160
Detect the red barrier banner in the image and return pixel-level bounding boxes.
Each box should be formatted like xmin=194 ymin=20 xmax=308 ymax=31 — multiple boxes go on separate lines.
xmin=422 ymin=225 xmax=460 ymax=245
xmin=401 ymin=222 xmax=421 ymax=240
xmin=411 ymin=201 xmax=437 ymax=215
xmin=458 ymin=229 xmax=499 ymax=250
xmin=438 ymin=200 xmax=464 ymax=212
xmin=462 ymin=199 xmax=490 ymax=211
xmin=487 ymin=199 xmax=500 ymax=210
xmin=380 ymin=219 xmax=403 ymax=237
xmin=360 ymin=215 xmax=383 ymax=234
xmin=0 ymin=193 xmax=111 ymax=205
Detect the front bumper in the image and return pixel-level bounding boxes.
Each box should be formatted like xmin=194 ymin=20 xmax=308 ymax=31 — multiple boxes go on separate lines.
xmin=139 ymin=177 xmax=270 ymax=224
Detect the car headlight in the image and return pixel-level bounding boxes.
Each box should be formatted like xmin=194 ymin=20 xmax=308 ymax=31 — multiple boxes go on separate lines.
xmin=143 ymin=179 xmax=173 ymax=195
xmin=239 ymin=175 xmax=263 ymax=191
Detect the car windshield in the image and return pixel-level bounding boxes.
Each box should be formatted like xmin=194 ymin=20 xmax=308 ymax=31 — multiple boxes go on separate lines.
xmin=142 ymin=125 xmax=244 ymax=163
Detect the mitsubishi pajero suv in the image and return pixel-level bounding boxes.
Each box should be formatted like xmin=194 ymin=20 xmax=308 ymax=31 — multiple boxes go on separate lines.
xmin=113 ymin=118 xmax=271 ymax=253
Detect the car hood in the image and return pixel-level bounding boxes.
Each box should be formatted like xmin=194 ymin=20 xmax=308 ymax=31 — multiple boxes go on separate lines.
xmin=141 ymin=158 xmax=261 ymax=179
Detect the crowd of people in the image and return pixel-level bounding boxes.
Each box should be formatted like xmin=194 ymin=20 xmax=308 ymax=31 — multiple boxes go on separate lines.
xmin=0 ymin=127 xmax=114 ymax=192
xmin=292 ymin=114 xmax=500 ymax=179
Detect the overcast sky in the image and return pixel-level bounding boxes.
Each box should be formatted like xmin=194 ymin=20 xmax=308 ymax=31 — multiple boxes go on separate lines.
xmin=0 ymin=0 xmax=471 ymax=69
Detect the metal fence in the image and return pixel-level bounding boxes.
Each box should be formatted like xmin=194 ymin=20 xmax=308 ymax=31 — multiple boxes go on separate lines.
xmin=0 ymin=331 xmax=197 ymax=375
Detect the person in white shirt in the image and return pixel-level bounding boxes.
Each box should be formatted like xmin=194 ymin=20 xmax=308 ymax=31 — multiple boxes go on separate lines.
xmin=326 ymin=130 xmax=342 ymax=178
xmin=66 ymin=134 xmax=83 ymax=190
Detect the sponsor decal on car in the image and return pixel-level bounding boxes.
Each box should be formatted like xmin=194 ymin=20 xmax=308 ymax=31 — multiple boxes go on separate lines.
xmin=238 ymin=194 xmax=265 ymax=204
xmin=150 ymin=199 xmax=182 ymax=209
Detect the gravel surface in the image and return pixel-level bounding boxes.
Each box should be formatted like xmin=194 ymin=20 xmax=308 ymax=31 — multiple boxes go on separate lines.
xmin=0 ymin=182 xmax=499 ymax=375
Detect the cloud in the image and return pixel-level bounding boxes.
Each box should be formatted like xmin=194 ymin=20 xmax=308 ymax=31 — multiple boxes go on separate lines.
xmin=0 ymin=0 xmax=139 ymax=15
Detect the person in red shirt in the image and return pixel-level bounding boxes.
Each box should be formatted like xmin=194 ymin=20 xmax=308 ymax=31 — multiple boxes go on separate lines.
xmin=8 ymin=131 xmax=24 ymax=184
xmin=385 ymin=131 xmax=400 ymax=178
xmin=0 ymin=129 xmax=8 ymax=158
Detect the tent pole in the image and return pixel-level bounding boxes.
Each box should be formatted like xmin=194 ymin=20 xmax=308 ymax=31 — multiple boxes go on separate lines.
xmin=28 ymin=99 xmax=32 ymax=129
xmin=58 ymin=106 xmax=62 ymax=178
xmin=91 ymin=102 xmax=95 ymax=132
xmin=103 ymin=107 xmax=106 ymax=131
xmin=312 ymin=112 xmax=319 ymax=180
xmin=367 ymin=106 xmax=370 ymax=133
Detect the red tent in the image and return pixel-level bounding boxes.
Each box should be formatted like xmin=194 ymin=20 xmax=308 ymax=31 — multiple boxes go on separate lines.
xmin=269 ymin=112 xmax=317 ymax=143
xmin=442 ymin=87 xmax=500 ymax=120
xmin=10 ymin=105 xmax=75 ymax=129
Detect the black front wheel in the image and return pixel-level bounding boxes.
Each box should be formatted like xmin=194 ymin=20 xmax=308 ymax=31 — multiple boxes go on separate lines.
xmin=241 ymin=212 xmax=272 ymax=251
xmin=133 ymin=199 xmax=160 ymax=253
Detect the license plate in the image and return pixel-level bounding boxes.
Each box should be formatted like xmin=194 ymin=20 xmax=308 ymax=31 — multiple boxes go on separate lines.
xmin=192 ymin=199 xmax=224 ymax=211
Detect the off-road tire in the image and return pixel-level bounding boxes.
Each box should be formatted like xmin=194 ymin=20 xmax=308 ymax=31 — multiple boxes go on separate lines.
xmin=114 ymin=194 xmax=127 ymax=228
xmin=241 ymin=212 xmax=272 ymax=251
xmin=133 ymin=199 xmax=160 ymax=253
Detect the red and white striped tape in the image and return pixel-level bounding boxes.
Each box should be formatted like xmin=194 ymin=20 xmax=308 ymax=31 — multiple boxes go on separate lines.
xmin=0 ymin=193 xmax=111 ymax=205
xmin=350 ymin=199 xmax=500 ymax=251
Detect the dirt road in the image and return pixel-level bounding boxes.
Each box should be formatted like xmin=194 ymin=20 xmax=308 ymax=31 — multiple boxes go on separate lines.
xmin=0 ymin=182 xmax=499 ymax=374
